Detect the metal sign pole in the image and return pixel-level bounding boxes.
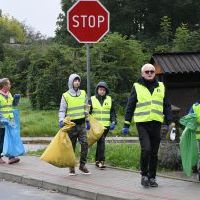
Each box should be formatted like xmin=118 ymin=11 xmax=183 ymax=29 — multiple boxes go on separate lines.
xmin=86 ymin=43 xmax=91 ymax=100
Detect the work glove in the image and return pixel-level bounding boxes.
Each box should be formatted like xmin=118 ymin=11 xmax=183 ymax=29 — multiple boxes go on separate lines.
xmin=109 ymin=122 xmax=115 ymax=131
xmin=122 ymin=127 xmax=129 ymax=135
xmin=166 ymin=122 xmax=176 ymax=140
xmin=169 ymin=122 xmax=176 ymax=141
xmin=86 ymin=120 xmax=90 ymax=130
xmin=59 ymin=121 xmax=64 ymax=128
xmin=0 ymin=114 xmax=11 ymax=126
xmin=13 ymin=94 xmax=21 ymax=106
xmin=14 ymin=94 xmax=21 ymax=99
xmin=170 ymin=127 xmax=176 ymax=141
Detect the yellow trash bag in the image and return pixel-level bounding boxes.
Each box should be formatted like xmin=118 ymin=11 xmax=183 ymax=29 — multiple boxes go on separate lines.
xmin=40 ymin=117 xmax=76 ymax=168
xmin=87 ymin=115 xmax=105 ymax=147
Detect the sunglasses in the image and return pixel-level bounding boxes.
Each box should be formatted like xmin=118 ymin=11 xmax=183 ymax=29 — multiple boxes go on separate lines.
xmin=144 ymin=70 xmax=155 ymax=74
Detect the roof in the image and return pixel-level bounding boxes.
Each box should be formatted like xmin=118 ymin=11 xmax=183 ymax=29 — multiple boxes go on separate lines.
xmin=150 ymin=52 xmax=200 ymax=73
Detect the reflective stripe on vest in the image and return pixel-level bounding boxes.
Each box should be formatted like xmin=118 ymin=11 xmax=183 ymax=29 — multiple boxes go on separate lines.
xmin=63 ymin=90 xmax=86 ymax=120
xmin=193 ymin=104 xmax=200 ymax=123
xmin=91 ymin=95 xmax=111 ymax=126
xmin=133 ymin=82 xmax=164 ymax=123
xmin=192 ymin=104 xmax=200 ymax=139
xmin=0 ymin=93 xmax=14 ymax=119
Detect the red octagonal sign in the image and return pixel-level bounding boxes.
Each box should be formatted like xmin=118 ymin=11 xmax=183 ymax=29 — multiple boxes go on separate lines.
xmin=67 ymin=0 xmax=110 ymax=43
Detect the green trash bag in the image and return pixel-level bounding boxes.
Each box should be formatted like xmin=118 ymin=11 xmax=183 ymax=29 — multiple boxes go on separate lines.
xmin=179 ymin=113 xmax=198 ymax=176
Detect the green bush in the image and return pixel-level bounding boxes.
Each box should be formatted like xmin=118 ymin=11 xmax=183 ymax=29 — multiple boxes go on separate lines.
xmin=24 ymin=33 xmax=146 ymax=110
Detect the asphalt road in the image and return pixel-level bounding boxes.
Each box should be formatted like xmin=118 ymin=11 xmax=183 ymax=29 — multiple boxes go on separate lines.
xmin=0 ymin=180 xmax=86 ymax=200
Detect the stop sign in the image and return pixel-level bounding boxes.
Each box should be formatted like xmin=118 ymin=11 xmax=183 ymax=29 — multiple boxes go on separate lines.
xmin=67 ymin=0 xmax=110 ymax=43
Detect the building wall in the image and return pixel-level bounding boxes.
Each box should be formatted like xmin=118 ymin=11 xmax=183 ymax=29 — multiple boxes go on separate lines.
xmin=158 ymin=73 xmax=200 ymax=116
xmin=167 ymin=87 xmax=200 ymax=116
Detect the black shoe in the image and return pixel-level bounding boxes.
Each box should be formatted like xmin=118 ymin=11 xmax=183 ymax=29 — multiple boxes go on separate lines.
xmin=79 ymin=164 xmax=90 ymax=175
xmin=8 ymin=157 xmax=20 ymax=164
xmin=69 ymin=167 xmax=76 ymax=176
xmin=141 ymin=176 xmax=149 ymax=188
xmin=149 ymin=178 xmax=158 ymax=187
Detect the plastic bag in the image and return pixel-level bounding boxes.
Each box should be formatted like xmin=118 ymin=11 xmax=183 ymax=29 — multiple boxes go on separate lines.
xmin=179 ymin=113 xmax=198 ymax=176
xmin=2 ymin=109 xmax=25 ymax=157
xmin=87 ymin=115 xmax=105 ymax=147
xmin=40 ymin=117 xmax=76 ymax=168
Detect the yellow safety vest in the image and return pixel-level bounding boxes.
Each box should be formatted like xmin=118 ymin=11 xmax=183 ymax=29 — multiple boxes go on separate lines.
xmin=134 ymin=82 xmax=165 ymax=123
xmin=91 ymin=95 xmax=111 ymax=127
xmin=63 ymin=90 xmax=86 ymax=120
xmin=0 ymin=93 xmax=14 ymax=119
xmin=192 ymin=104 xmax=200 ymax=139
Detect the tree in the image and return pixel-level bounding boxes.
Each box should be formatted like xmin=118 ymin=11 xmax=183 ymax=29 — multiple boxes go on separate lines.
xmin=173 ymin=23 xmax=190 ymax=51
xmin=27 ymin=44 xmax=75 ymax=109
xmin=55 ymin=0 xmax=80 ymax=46
xmin=0 ymin=14 xmax=26 ymax=43
xmin=28 ymin=57 xmax=49 ymax=108
xmin=13 ymin=56 xmax=30 ymax=95
xmin=187 ymin=28 xmax=200 ymax=51
xmin=154 ymin=16 xmax=173 ymax=52
xmin=56 ymin=0 xmax=200 ymax=44
xmin=160 ymin=16 xmax=172 ymax=44
xmin=0 ymin=42 xmax=4 ymax=61
xmin=90 ymin=33 xmax=148 ymax=106
xmin=26 ymin=33 xmax=148 ymax=109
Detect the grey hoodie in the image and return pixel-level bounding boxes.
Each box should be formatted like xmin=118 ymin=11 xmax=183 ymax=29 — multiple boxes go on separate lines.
xmin=68 ymin=73 xmax=81 ymax=96
xmin=58 ymin=73 xmax=86 ymax=123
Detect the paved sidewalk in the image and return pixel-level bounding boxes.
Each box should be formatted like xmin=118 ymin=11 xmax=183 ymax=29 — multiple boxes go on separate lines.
xmin=0 ymin=156 xmax=200 ymax=200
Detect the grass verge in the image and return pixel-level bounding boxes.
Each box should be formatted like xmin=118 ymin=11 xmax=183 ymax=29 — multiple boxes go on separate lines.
xmin=18 ymin=97 xmax=138 ymax=137
xmin=28 ymin=143 xmax=141 ymax=170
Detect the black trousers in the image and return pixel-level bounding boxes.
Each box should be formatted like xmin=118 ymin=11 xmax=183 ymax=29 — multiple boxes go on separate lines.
xmin=0 ymin=128 xmax=5 ymax=158
xmin=95 ymin=128 xmax=109 ymax=162
xmin=136 ymin=121 xmax=161 ymax=179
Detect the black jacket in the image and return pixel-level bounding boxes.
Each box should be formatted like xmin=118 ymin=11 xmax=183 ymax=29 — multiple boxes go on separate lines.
xmin=88 ymin=81 xmax=117 ymax=126
xmin=124 ymin=77 xmax=172 ymax=127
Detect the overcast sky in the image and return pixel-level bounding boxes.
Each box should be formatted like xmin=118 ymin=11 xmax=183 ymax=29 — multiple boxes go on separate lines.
xmin=0 ymin=0 xmax=62 ymax=37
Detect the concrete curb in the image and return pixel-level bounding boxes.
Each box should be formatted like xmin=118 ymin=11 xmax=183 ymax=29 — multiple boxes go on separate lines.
xmin=0 ymin=171 xmax=132 ymax=200
xmin=22 ymin=137 xmax=139 ymax=144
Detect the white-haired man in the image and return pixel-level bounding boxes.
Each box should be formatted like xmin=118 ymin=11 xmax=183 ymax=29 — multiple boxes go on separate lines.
xmin=122 ymin=64 xmax=172 ymax=187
